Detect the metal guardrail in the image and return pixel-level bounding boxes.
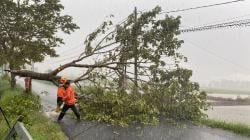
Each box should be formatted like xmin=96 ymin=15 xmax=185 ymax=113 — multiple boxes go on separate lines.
xmin=14 ymin=122 xmax=33 ymax=140
xmin=0 ymin=107 xmax=33 ymax=140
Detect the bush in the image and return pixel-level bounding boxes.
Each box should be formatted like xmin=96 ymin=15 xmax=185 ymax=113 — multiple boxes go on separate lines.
xmin=0 ymin=77 xmax=66 ymax=139
xmin=0 ymin=88 xmax=41 ymax=125
xmin=0 ymin=76 xmax=9 ymax=97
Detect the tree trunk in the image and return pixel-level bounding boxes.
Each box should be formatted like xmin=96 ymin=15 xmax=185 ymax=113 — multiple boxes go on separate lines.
xmin=5 ymin=69 xmax=60 ymax=86
xmin=10 ymin=71 xmax=16 ymax=88
xmin=9 ymin=64 xmax=16 ymax=89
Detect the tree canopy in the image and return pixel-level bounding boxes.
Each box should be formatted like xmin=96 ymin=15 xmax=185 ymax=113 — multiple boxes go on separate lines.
xmin=0 ymin=0 xmax=79 ymax=69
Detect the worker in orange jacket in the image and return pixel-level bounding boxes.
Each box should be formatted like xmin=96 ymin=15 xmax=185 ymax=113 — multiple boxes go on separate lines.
xmin=55 ymin=77 xmax=66 ymax=112
xmin=58 ymin=81 xmax=80 ymax=121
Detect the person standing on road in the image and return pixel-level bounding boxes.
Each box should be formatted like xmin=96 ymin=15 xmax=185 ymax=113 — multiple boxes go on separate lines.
xmin=55 ymin=77 xmax=66 ymax=112
xmin=58 ymin=81 xmax=80 ymax=121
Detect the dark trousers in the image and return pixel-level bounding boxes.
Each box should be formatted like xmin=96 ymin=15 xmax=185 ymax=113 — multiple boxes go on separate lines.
xmin=57 ymin=97 xmax=63 ymax=107
xmin=58 ymin=104 xmax=80 ymax=120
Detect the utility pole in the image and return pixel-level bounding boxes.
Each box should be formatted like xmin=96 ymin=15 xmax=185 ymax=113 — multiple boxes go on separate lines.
xmin=119 ymin=44 xmax=127 ymax=91
xmin=133 ymin=7 xmax=138 ymax=88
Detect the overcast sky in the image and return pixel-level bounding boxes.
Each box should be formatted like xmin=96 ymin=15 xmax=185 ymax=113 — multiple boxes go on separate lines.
xmin=36 ymin=0 xmax=250 ymax=86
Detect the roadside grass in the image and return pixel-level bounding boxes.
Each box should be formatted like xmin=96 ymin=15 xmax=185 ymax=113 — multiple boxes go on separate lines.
xmin=26 ymin=112 xmax=66 ymax=140
xmin=0 ymin=77 xmax=66 ymax=140
xmin=201 ymin=87 xmax=250 ymax=95
xmin=197 ymin=118 xmax=250 ymax=137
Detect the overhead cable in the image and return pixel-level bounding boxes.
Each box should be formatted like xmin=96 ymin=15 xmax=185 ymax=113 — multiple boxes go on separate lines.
xmin=161 ymin=0 xmax=245 ymax=14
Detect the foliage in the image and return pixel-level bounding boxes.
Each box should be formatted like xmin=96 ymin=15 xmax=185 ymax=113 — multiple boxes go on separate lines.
xmin=0 ymin=75 xmax=9 ymax=96
xmin=1 ymin=5 xmax=209 ymax=128
xmin=26 ymin=112 xmax=66 ymax=140
xmin=144 ymin=68 xmax=209 ymax=121
xmin=82 ymin=6 xmax=185 ymax=90
xmin=74 ymin=6 xmax=209 ymax=127
xmin=78 ymin=73 xmax=208 ymax=127
xmin=0 ymin=5 xmax=208 ymax=128
xmin=78 ymin=86 xmax=159 ymax=127
xmin=0 ymin=77 xmax=66 ymax=139
xmin=116 ymin=6 xmax=185 ymax=67
xmin=0 ymin=86 xmax=41 ymax=124
xmin=0 ymin=0 xmax=79 ymax=69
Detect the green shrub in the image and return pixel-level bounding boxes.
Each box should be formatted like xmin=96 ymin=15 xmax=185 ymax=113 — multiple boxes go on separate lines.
xmin=0 ymin=89 xmax=41 ymax=124
xmin=0 ymin=119 xmax=9 ymax=138
xmin=0 ymin=77 xmax=66 ymax=139
xmin=0 ymin=76 xmax=9 ymax=97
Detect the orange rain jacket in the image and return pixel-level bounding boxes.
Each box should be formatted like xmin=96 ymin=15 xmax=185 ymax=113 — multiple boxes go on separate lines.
xmin=57 ymin=84 xmax=65 ymax=98
xmin=63 ymin=86 xmax=76 ymax=105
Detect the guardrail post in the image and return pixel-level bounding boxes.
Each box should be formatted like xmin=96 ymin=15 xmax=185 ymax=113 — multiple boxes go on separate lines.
xmin=4 ymin=115 xmax=33 ymax=140
xmin=14 ymin=122 xmax=33 ymax=140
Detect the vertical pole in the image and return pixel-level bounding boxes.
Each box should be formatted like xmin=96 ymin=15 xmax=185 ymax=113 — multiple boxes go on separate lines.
xmin=120 ymin=42 xmax=128 ymax=91
xmin=124 ymin=39 xmax=127 ymax=88
xmin=119 ymin=45 xmax=125 ymax=91
xmin=133 ymin=7 xmax=138 ymax=88
xmin=17 ymin=0 xmax=20 ymax=8
xmin=3 ymin=64 xmax=6 ymax=75
xmin=31 ymin=61 xmax=34 ymax=72
xmin=1 ymin=65 xmax=3 ymax=75
xmin=29 ymin=61 xmax=34 ymax=93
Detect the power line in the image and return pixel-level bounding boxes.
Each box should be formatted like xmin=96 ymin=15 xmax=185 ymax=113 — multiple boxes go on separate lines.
xmin=161 ymin=0 xmax=245 ymax=14
xmin=52 ymin=17 xmax=130 ymax=62
xmin=184 ymin=38 xmax=250 ymax=72
xmin=42 ymin=11 xmax=153 ymax=65
xmin=180 ymin=13 xmax=250 ymax=30
xmin=38 ymin=1 xmax=249 ymax=66
xmin=194 ymin=13 xmax=250 ymax=27
xmin=180 ymin=18 xmax=250 ymax=33
xmin=63 ymin=0 xmax=247 ymax=52
xmin=44 ymin=19 xmax=250 ymax=65
xmin=112 ymin=0 xmax=246 ymax=30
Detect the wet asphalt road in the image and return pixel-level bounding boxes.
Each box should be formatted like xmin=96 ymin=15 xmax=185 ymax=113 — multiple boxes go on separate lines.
xmin=57 ymin=118 xmax=250 ymax=140
xmin=17 ymin=79 xmax=250 ymax=140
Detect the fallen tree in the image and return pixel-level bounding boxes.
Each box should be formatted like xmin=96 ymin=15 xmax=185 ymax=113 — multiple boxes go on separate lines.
xmin=4 ymin=6 xmax=209 ymax=126
xmin=5 ymin=6 xmax=186 ymax=88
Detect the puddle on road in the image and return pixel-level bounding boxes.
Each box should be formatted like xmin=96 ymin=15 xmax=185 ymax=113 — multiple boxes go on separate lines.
xmin=40 ymin=91 xmax=49 ymax=96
